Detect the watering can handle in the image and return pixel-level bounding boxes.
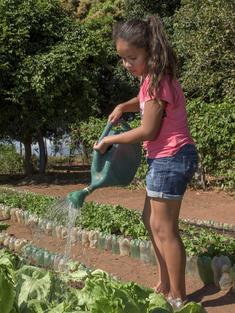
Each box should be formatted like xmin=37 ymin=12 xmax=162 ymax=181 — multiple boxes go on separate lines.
xmin=98 ymin=119 xmax=131 ymax=143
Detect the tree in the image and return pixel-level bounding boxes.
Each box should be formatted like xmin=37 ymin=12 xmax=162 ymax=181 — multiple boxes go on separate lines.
xmin=123 ymin=0 xmax=181 ymax=19
xmin=173 ymin=0 xmax=235 ymax=101
xmin=0 ymin=0 xmax=108 ymax=175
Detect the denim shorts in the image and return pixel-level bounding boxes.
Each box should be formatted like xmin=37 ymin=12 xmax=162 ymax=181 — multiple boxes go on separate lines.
xmin=146 ymin=144 xmax=198 ymax=200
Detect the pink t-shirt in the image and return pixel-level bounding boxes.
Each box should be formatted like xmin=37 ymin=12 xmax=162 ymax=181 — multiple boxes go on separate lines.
xmin=139 ymin=74 xmax=195 ymax=158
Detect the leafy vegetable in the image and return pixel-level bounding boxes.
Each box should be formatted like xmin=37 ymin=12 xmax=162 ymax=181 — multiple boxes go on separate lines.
xmin=0 ymin=249 xmax=16 ymax=313
xmin=15 ymin=266 xmax=53 ymax=309
xmin=148 ymin=293 xmax=173 ymax=312
xmin=15 ymin=264 xmax=82 ymax=312
xmin=0 ymin=249 xmax=207 ymax=313
xmin=178 ymin=302 xmax=207 ymax=313
xmin=77 ymin=269 xmax=153 ymax=313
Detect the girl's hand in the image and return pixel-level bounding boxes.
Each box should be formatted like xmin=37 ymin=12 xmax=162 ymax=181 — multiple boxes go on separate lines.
xmin=108 ymin=105 xmax=123 ymax=123
xmin=93 ymin=138 xmax=112 ymax=155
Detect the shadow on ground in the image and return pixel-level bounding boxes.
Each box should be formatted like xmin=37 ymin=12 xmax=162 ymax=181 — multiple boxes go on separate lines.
xmin=188 ymin=284 xmax=235 ymax=309
xmin=0 ymin=164 xmax=91 ymax=186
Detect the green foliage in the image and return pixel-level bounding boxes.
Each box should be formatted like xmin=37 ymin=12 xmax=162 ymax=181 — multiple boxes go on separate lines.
xmin=14 ymin=264 xmax=80 ymax=312
xmin=76 ymin=0 xmax=124 ymax=26
xmin=181 ymin=224 xmax=235 ymax=264
xmin=0 ymin=222 xmax=9 ymax=231
xmin=187 ymin=97 xmax=235 ymax=189
xmin=124 ymin=0 xmax=181 ymax=19
xmin=0 ymin=145 xmax=24 ymax=174
xmin=0 ymin=188 xmax=56 ymax=216
xmin=0 ymin=249 xmax=16 ymax=313
xmin=0 ymin=249 xmax=207 ymax=312
xmin=173 ymin=0 xmax=235 ymax=101
xmin=0 ymin=0 xmax=109 ymax=175
xmin=80 ymin=202 xmax=148 ymax=239
xmin=70 ymin=116 xmax=107 ymax=157
xmin=78 ymin=269 xmax=153 ymax=313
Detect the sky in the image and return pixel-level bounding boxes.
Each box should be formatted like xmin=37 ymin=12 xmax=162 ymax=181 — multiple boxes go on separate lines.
xmin=14 ymin=136 xmax=81 ymax=156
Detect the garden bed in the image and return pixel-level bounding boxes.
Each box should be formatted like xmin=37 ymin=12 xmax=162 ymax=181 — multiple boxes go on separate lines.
xmin=0 ymin=185 xmax=235 ymax=313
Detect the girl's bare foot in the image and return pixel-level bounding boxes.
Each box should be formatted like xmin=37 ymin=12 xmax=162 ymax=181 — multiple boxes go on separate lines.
xmin=153 ymin=282 xmax=169 ymax=298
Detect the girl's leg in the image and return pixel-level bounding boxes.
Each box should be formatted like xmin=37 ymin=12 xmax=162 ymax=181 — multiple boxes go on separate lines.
xmin=143 ymin=196 xmax=187 ymax=301
xmin=142 ymin=196 xmax=170 ymax=295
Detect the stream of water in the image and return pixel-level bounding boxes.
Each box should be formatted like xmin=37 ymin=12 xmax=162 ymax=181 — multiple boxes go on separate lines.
xmin=31 ymin=197 xmax=82 ymax=270
xmin=64 ymin=201 xmax=79 ymax=262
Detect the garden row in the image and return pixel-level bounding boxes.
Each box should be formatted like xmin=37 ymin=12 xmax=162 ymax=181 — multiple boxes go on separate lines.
xmin=1 ymin=248 xmax=209 ymax=313
xmin=0 ymin=188 xmax=235 ymax=292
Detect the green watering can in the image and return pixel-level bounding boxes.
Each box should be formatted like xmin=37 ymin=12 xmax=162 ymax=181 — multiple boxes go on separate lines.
xmin=66 ymin=119 xmax=142 ymax=208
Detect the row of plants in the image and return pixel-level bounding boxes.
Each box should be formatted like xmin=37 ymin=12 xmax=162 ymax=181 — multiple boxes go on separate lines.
xmin=0 ymin=248 xmax=207 ymax=313
xmin=0 ymin=188 xmax=234 ymax=264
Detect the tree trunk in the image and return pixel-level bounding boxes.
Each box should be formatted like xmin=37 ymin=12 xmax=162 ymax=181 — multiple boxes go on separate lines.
xmin=19 ymin=142 xmax=23 ymax=156
xmin=22 ymin=136 xmax=33 ymax=176
xmin=38 ymin=130 xmax=47 ymax=174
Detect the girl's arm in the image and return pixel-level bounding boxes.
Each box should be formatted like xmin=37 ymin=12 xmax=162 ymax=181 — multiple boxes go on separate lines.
xmin=108 ymin=96 xmax=140 ymax=122
xmin=95 ymin=99 xmax=166 ymax=154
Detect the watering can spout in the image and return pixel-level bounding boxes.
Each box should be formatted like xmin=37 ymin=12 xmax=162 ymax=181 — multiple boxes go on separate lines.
xmin=66 ymin=187 xmax=92 ymax=209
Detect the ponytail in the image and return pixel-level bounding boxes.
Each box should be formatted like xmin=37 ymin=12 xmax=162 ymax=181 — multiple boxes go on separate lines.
xmin=144 ymin=16 xmax=177 ymax=98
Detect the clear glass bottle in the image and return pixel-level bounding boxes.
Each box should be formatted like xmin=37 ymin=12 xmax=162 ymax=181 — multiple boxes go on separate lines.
xmin=140 ymin=241 xmax=151 ymax=264
xmin=8 ymin=236 xmax=15 ymax=251
xmin=89 ymin=230 xmax=99 ymax=248
xmin=104 ymin=234 xmax=112 ymax=251
xmin=119 ymin=238 xmax=130 ymax=257
xmin=82 ymin=230 xmax=90 ymax=247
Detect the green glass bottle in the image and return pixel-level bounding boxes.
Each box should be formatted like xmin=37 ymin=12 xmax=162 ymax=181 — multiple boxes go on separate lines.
xmin=197 ymin=256 xmax=214 ymax=284
xmin=98 ymin=232 xmax=107 ymax=250
xmin=43 ymin=250 xmax=54 ymax=267
xmin=112 ymin=235 xmax=121 ymax=255
xmin=35 ymin=249 xmax=44 ymax=266
xmin=23 ymin=244 xmax=32 ymax=256
xmin=130 ymin=239 xmax=140 ymax=259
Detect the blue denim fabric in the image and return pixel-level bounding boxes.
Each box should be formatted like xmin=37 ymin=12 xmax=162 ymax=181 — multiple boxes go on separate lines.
xmin=146 ymin=144 xmax=198 ymax=200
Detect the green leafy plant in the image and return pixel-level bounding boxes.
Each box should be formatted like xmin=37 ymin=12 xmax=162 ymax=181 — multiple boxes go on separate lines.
xmin=187 ymin=97 xmax=235 ymax=190
xmin=0 ymin=249 xmax=16 ymax=313
xmin=0 ymin=222 xmax=9 ymax=231
xmin=0 ymin=145 xmax=24 ymax=175
xmin=0 ymin=188 xmax=56 ymax=216
xmin=173 ymin=0 xmax=234 ymax=102
xmin=0 ymin=249 xmax=207 ymax=312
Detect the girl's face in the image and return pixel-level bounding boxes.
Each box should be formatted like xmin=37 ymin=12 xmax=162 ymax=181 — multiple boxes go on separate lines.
xmin=116 ymin=39 xmax=148 ymax=77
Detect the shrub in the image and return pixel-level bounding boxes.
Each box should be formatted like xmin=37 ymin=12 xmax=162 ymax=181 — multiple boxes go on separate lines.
xmin=187 ymin=97 xmax=235 ymax=190
xmin=0 ymin=145 xmax=24 ymax=175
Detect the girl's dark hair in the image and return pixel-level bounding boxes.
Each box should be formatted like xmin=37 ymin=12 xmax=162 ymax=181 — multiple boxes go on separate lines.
xmin=113 ymin=16 xmax=177 ymax=99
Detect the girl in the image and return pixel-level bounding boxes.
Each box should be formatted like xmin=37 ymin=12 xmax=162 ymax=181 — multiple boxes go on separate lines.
xmin=94 ymin=16 xmax=198 ymax=310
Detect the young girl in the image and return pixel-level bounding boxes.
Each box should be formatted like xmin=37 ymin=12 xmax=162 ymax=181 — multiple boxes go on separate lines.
xmin=94 ymin=16 xmax=198 ymax=310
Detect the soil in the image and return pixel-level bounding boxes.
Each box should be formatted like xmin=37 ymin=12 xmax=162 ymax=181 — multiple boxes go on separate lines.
xmin=1 ymin=163 xmax=235 ymax=313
